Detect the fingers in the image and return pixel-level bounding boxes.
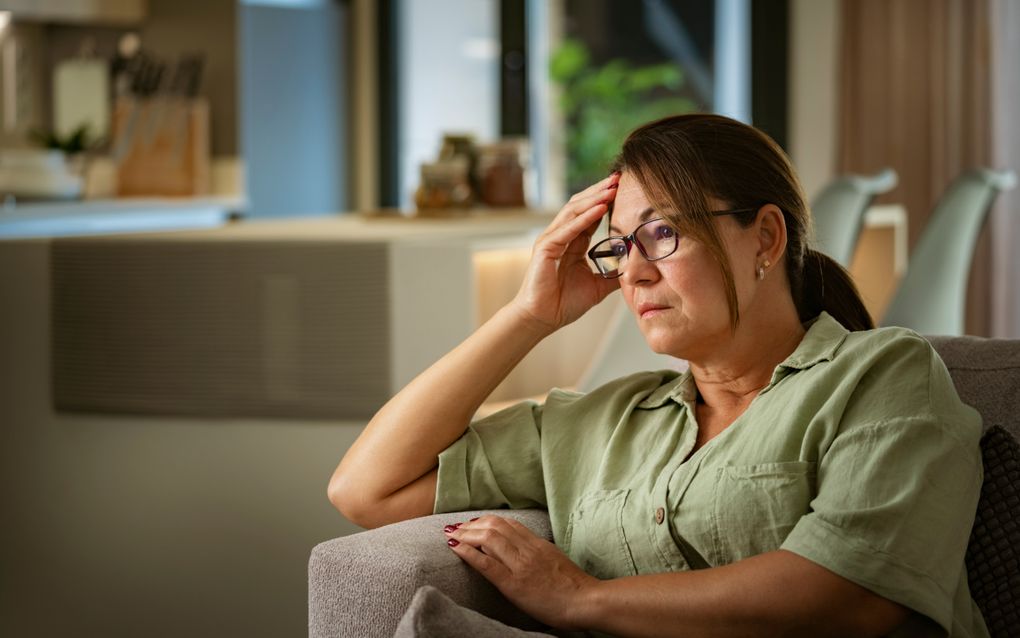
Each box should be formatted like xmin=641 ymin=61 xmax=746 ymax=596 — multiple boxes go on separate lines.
xmin=447 ymin=517 xmax=526 ymax=559
xmin=536 ymin=198 xmax=613 ymax=262
xmin=548 ymin=174 xmax=619 ymax=229
xmin=567 ymin=172 xmax=620 ymax=204
xmin=444 ymin=515 xmax=542 ymax=550
xmin=546 ymin=189 xmax=614 ymax=236
xmin=449 ymin=540 xmax=512 ymax=583
xmin=562 ymin=213 xmax=607 ymax=260
xmin=532 ymin=175 xmax=619 ymax=269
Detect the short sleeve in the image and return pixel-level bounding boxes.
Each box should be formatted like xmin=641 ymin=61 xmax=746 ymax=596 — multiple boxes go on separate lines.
xmin=782 ymin=340 xmax=984 ymax=633
xmin=433 ymin=400 xmax=547 ymax=514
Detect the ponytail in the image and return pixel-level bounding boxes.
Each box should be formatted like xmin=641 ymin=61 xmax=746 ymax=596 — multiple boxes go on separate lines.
xmin=795 ymin=249 xmax=874 ymax=331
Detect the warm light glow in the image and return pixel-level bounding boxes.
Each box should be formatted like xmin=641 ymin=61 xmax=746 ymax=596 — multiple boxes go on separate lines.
xmin=0 ymin=12 xmax=11 ymax=35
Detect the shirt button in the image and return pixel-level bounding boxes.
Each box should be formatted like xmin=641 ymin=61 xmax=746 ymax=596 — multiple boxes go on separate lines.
xmin=654 ymin=507 xmax=665 ymax=525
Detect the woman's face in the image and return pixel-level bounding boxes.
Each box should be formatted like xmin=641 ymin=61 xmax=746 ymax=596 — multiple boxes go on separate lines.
xmin=609 ymin=172 xmax=760 ymax=360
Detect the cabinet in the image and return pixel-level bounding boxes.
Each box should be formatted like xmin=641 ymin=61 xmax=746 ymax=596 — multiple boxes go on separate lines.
xmin=45 ymin=212 xmax=610 ymax=420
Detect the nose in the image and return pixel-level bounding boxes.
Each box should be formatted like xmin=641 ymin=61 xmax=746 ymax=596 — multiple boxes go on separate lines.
xmin=620 ymin=240 xmax=659 ymax=286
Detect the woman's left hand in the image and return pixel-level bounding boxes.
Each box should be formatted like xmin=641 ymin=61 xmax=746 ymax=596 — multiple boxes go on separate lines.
xmin=443 ymin=515 xmax=598 ymax=630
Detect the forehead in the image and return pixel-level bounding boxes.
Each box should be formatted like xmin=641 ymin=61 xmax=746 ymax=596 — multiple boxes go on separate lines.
xmin=610 ymin=171 xmax=730 ymax=233
xmin=609 ymin=173 xmax=653 ymax=231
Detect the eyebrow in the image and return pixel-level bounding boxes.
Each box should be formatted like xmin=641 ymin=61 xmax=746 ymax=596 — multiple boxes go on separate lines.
xmin=608 ymin=207 xmax=656 ymax=235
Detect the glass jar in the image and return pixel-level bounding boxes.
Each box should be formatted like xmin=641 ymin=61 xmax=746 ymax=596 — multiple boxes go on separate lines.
xmin=476 ymin=139 xmax=527 ymax=208
xmin=414 ymin=157 xmax=474 ymax=214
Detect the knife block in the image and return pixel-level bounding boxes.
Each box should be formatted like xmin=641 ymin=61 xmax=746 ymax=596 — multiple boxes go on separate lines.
xmin=112 ymin=97 xmax=210 ymax=197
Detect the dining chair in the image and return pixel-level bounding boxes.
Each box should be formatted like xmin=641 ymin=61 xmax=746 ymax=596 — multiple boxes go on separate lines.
xmin=881 ymin=168 xmax=1017 ymax=335
xmin=811 ymin=168 xmax=899 ymax=267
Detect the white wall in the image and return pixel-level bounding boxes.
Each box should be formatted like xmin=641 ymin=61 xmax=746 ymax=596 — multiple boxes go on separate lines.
xmin=788 ymin=0 xmax=840 ymax=200
xmin=0 ymin=240 xmax=365 ymax=637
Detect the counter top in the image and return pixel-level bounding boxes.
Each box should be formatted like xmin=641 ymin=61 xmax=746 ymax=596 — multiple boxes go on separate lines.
xmin=0 ymin=196 xmax=246 ymax=239
xmin=44 ymin=209 xmax=558 ymax=243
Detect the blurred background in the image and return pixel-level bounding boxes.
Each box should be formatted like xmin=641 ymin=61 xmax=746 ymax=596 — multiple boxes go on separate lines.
xmin=0 ymin=0 xmax=1017 ymax=636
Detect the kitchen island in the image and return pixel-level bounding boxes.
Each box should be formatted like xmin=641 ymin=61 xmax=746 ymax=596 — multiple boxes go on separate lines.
xmin=43 ymin=210 xmax=621 ymax=422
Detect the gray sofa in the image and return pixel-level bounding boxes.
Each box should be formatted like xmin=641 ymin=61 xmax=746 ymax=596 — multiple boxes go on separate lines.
xmin=309 ymin=336 xmax=1020 ymax=637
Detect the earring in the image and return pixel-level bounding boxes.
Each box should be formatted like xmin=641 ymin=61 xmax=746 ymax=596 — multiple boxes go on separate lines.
xmin=757 ymin=259 xmax=771 ymax=281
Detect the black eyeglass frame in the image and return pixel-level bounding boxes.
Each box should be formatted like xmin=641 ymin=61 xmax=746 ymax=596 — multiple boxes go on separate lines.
xmin=586 ymin=207 xmax=760 ymax=279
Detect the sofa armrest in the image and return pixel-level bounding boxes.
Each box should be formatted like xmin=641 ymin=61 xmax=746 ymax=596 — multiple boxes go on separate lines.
xmin=309 ymin=509 xmax=552 ymax=638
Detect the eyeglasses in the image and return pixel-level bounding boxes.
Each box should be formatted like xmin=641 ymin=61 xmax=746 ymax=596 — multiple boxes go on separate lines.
xmin=586 ymin=208 xmax=758 ymax=279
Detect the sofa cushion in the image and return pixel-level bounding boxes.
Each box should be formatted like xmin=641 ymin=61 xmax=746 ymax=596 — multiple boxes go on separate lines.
xmin=393 ymin=586 xmax=555 ymax=638
xmin=965 ymin=425 xmax=1020 ymax=637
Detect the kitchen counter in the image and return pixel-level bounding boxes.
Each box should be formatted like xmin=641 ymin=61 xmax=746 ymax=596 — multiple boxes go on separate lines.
xmin=38 ymin=208 xmax=591 ymax=421
xmin=0 ymin=195 xmax=246 ymax=239
xmin=93 ymin=208 xmax=556 ymax=242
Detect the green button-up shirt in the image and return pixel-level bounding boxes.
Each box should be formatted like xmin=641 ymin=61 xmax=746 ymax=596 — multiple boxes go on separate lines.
xmin=435 ymin=313 xmax=988 ymax=637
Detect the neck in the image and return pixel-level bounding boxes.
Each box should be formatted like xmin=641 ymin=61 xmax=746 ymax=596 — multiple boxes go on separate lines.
xmin=688 ymin=299 xmax=806 ymax=412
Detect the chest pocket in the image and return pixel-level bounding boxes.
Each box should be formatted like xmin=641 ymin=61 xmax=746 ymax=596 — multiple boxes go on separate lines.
xmin=562 ymin=489 xmax=638 ymax=580
xmin=712 ymin=461 xmax=816 ymax=564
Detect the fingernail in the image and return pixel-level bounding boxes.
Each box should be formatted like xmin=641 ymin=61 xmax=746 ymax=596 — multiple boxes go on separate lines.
xmin=443 ymin=524 xmax=460 ymax=533
xmin=469 ymin=517 xmax=480 ymax=522
xmin=447 ymin=539 xmax=460 ymax=547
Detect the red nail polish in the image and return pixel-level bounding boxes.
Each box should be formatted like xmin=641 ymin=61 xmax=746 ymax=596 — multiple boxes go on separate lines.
xmin=443 ymin=524 xmax=461 ymax=533
xmin=447 ymin=539 xmax=460 ymax=547
xmin=469 ymin=517 xmax=480 ymax=522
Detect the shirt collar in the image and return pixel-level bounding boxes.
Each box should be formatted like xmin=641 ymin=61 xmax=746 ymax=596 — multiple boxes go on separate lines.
xmin=776 ymin=311 xmax=848 ymax=371
xmin=635 ymin=312 xmax=849 ymax=409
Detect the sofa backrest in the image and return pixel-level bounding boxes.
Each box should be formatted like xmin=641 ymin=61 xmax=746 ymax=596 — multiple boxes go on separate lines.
xmin=928 ymin=335 xmax=1020 ymax=441
xmin=930 ymin=336 xmax=1020 ymax=638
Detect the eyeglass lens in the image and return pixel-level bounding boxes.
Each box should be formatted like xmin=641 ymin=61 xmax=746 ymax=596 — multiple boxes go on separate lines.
xmin=590 ymin=218 xmax=677 ymax=277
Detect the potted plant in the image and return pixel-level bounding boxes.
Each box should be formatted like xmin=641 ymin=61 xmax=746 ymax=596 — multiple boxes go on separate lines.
xmin=550 ymin=39 xmax=698 ymax=193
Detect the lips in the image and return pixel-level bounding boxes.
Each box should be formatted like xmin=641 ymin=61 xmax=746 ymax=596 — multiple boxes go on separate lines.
xmin=637 ymin=302 xmax=670 ymax=318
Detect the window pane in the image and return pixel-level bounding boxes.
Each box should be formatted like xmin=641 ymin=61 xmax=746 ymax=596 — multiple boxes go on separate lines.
xmin=397 ymin=0 xmax=501 ymax=208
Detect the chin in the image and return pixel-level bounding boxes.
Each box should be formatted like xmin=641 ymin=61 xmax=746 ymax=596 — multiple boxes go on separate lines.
xmin=638 ymin=326 xmax=683 ymax=357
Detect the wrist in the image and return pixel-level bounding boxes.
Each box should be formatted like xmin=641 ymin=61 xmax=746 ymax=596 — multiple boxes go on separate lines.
xmin=500 ymin=301 xmax=557 ymax=341
xmin=565 ymin=576 xmax=609 ymax=630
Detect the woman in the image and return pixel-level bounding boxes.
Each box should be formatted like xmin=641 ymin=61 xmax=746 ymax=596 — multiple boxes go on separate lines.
xmin=330 ymin=114 xmax=988 ymax=637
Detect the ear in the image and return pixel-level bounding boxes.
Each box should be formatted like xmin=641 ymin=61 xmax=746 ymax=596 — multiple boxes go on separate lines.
xmin=755 ymin=204 xmax=787 ymax=272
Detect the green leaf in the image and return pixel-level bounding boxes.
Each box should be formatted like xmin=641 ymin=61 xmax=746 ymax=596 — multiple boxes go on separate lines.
xmin=549 ymin=39 xmax=589 ymax=83
xmin=548 ymin=39 xmax=698 ymax=193
xmin=626 ymin=64 xmax=682 ymax=92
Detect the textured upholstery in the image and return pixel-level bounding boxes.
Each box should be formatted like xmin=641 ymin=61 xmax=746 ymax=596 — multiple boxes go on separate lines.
xmin=966 ymin=426 xmax=1020 ymax=638
xmin=927 ymin=335 xmax=1020 ymax=441
xmin=309 ymin=336 xmax=1020 ymax=637
xmin=392 ymin=586 xmax=554 ymax=638
xmin=309 ymin=509 xmax=552 ymax=638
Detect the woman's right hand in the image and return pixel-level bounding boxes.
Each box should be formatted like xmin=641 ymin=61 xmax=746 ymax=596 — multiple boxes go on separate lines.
xmin=509 ymin=173 xmax=622 ymax=334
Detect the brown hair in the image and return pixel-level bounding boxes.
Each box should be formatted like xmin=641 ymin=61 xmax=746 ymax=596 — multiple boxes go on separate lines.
xmin=610 ymin=113 xmax=873 ymax=331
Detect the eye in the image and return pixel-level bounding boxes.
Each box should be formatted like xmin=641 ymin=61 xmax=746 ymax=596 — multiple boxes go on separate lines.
xmin=651 ymin=222 xmax=675 ymax=240
xmin=610 ymin=241 xmax=628 ymax=257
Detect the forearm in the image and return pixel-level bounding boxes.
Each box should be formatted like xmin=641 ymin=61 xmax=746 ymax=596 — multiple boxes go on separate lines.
xmin=330 ymin=303 xmax=551 ymax=523
xmin=573 ymin=550 xmax=910 ymax=638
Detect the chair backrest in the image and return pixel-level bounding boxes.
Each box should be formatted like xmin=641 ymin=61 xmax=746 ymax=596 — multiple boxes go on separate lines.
xmin=811 ymin=168 xmax=898 ymax=267
xmin=574 ymin=300 xmax=683 ymax=393
xmin=882 ymin=169 xmax=1017 ymax=336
